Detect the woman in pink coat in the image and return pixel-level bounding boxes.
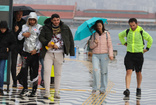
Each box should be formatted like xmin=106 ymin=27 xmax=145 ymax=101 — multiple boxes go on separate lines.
xmin=90 ymin=20 xmax=113 ymax=94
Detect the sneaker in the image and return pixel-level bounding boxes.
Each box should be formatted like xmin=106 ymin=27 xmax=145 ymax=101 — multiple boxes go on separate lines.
xmin=136 ymin=88 xmax=141 ymax=97
xmin=100 ymin=91 xmax=105 ymax=94
xmin=20 ymin=89 xmax=29 ymax=96
xmin=0 ymin=89 xmax=4 ymax=96
xmin=12 ymin=83 xmax=17 ymax=88
xmin=123 ymin=89 xmax=130 ymax=97
xmin=28 ymin=89 xmax=37 ymax=97
xmin=40 ymin=80 xmax=44 ymax=87
xmin=92 ymin=90 xmax=96 ymax=94
xmin=54 ymin=92 xmax=60 ymax=99
xmin=43 ymin=92 xmax=51 ymax=99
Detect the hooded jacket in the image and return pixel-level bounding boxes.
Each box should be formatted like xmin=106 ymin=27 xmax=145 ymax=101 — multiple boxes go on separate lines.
xmin=39 ymin=18 xmax=75 ymax=58
xmin=0 ymin=29 xmax=16 ymax=59
xmin=118 ymin=26 xmax=153 ymax=53
xmin=18 ymin=12 xmax=42 ymax=53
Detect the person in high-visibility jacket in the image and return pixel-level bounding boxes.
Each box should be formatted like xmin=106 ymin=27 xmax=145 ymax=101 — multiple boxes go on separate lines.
xmin=118 ymin=18 xmax=153 ymax=98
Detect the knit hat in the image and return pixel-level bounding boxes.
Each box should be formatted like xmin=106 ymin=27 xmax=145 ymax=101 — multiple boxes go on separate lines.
xmin=0 ymin=21 xmax=8 ymax=29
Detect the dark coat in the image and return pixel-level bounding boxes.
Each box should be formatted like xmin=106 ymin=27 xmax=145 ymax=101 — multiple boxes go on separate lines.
xmin=39 ymin=18 xmax=75 ymax=58
xmin=0 ymin=29 xmax=17 ymax=59
xmin=12 ymin=18 xmax=26 ymax=52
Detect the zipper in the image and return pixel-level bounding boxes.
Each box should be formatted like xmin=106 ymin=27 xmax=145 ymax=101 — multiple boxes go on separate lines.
xmin=132 ymin=31 xmax=135 ymax=52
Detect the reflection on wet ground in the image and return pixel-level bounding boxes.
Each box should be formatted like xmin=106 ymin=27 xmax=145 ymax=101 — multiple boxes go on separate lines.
xmin=1 ymin=53 xmax=156 ymax=105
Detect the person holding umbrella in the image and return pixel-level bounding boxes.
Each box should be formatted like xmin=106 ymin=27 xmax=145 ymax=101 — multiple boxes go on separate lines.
xmin=11 ymin=11 xmax=26 ymax=88
xmin=89 ymin=20 xmax=113 ymax=94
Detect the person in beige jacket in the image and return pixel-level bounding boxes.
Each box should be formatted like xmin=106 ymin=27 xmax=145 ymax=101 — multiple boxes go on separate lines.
xmin=90 ymin=20 xmax=113 ymax=94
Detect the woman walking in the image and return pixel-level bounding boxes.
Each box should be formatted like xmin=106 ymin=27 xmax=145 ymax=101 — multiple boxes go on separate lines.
xmin=90 ymin=20 xmax=113 ymax=94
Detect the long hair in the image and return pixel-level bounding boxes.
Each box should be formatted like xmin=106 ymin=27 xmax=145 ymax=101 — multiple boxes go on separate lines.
xmin=91 ymin=20 xmax=105 ymax=35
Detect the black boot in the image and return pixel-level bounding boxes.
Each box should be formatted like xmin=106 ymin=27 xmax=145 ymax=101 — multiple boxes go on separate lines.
xmin=28 ymin=89 xmax=37 ymax=97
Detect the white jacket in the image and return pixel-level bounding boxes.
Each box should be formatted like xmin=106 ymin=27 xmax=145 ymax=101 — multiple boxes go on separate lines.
xmin=18 ymin=12 xmax=42 ymax=53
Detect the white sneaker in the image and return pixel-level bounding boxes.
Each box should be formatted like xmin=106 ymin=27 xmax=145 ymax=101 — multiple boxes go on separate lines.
xmin=54 ymin=92 xmax=60 ymax=99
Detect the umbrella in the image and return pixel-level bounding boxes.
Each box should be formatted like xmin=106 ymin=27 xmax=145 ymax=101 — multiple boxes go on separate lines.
xmin=74 ymin=17 xmax=108 ymax=41
xmin=37 ymin=16 xmax=49 ymax=25
xmin=22 ymin=16 xmax=49 ymax=26
xmin=13 ymin=6 xmax=35 ymax=16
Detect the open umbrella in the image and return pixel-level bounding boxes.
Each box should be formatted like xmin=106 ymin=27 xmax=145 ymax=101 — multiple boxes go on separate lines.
xmin=74 ymin=17 xmax=108 ymax=41
xmin=37 ymin=16 xmax=49 ymax=25
xmin=13 ymin=6 xmax=35 ymax=16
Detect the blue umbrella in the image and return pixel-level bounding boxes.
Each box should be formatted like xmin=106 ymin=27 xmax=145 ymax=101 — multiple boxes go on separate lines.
xmin=74 ymin=17 xmax=108 ymax=41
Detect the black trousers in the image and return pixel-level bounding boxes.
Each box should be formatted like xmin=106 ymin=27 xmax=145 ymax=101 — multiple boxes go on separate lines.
xmin=11 ymin=49 xmax=22 ymax=84
xmin=20 ymin=52 xmax=39 ymax=89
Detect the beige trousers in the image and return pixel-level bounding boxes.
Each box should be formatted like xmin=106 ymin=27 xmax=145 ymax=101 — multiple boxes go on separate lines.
xmin=44 ymin=52 xmax=63 ymax=95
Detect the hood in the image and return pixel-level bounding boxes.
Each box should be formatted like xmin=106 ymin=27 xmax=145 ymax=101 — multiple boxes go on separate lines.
xmin=26 ymin=12 xmax=38 ymax=26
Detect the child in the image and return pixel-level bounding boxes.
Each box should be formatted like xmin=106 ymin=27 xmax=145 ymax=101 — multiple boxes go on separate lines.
xmin=0 ymin=21 xmax=16 ymax=95
xmin=18 ymin=12 xmax=42 ymax=97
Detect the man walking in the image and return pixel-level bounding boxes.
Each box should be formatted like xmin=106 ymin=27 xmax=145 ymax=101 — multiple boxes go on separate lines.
xmin=18 ymin=12 xmax=42 ymax=96
xmin=11 ymin=11 xmax=26 ymax=87
xmin=39 ymin=14 xmax=75 ymax=99
xmin=118 ymin=18 xmax=153 ymax=98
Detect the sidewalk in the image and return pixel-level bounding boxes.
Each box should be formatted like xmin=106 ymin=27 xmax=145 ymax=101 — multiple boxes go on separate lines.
xmin=0 ymin=53 xmax=156 ymax=105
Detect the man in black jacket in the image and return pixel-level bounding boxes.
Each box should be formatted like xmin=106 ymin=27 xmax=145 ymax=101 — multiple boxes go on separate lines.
xmin=39 ymin=14 xmax=75 ymax=99
xmin=11 ymin=11 xmax=26 ymax=87
xmin=0 ymin=21 xmax=16 ymax=95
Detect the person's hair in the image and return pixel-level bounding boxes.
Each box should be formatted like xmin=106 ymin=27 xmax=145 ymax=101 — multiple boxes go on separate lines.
xmin=128 ymin=18 xmax=137 ymax=24
xmin=51 ymin=13 xmax=60 ymax=19
xmin=0 ymin=21 xmax=8 ymax=29
xmin=91 ymin=20 xmax=105 ymax=35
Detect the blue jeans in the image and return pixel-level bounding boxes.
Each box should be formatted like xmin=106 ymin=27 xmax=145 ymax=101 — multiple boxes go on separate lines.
xmin=0 ymin=60 xmax=6 ymax=89
xmin=40 ymin=58 xmax=44 ymax=81
xmin=92 ymin=54 xmax=109 ymax=92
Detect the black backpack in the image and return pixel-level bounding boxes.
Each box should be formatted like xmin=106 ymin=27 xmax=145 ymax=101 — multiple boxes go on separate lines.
xmin=126 ymin=29 xmax=145 ymax=45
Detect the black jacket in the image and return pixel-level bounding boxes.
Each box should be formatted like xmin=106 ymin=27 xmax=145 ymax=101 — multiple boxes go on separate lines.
xmin=39 ymin=18 xmax=75 ymax=58
xmin=12 ymin=18 xmax=26 ymax=52
xmin=0 ymin=29 xmax=17 ymax=59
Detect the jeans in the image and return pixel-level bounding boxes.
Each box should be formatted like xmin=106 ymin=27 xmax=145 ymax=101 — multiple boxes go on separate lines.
xmin=92 ymin=54 xmax=109 ymax=92
xmin=40 ymin=58 xmax=44 ymax=81
xmin=0 ymin=59 xmax=6 ymax=89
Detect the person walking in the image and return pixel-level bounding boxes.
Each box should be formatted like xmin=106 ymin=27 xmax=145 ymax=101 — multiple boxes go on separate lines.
xmin=118 ymin=18 xmax=153 ymax=98
xmin=18 ymin=12 xmax=42 ymax=96
xmin=90 ymin=20 xmax=113 ymax=94
xmin=11 ymin=11 xmax=26 ymax=87
xmin=0 ymin=21 xmax=16 ymax=95
xmin=39 ymin=14 xmax=75 ymax=99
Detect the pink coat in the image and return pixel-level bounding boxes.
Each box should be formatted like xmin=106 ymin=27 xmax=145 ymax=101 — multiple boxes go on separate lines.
xmin=90 ymin=31 xmax=113 ymax=57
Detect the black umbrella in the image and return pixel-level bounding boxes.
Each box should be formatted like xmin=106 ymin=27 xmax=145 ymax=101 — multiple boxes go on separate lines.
xmin=13 ymin=6 xmax=35 ymax=16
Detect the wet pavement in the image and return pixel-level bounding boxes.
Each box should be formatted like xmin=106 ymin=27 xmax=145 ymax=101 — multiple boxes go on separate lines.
xmin=0 ymin=53 xmax=156 ymax=105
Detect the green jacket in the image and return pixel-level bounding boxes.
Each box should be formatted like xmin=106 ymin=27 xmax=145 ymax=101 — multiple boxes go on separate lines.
xmin=118 ymin=26 xmax=153 ymax=53
xmin=39 ymin=18 xmax=75 ymax=58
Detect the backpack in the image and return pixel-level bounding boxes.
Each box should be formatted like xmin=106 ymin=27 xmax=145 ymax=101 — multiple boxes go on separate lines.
xmin=126 ymin=29 xmax=144 ymax=45
xmin=84 ymin=31 xmax=108 ymax=52
xmin=85 ymin=33 xmax=96 ymax=52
